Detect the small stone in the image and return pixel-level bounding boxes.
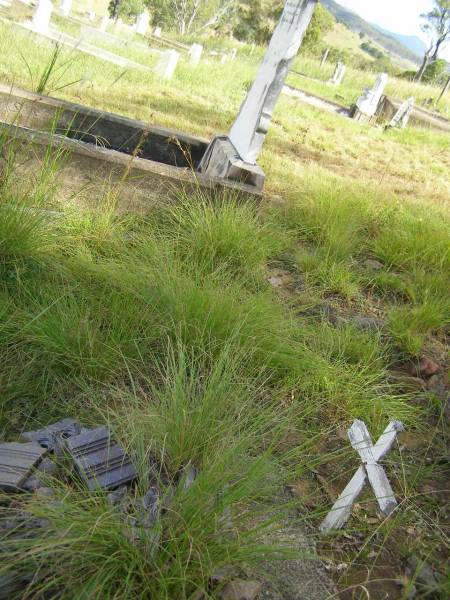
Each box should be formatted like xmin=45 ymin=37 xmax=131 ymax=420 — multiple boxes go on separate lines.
xmin=180 ymin=464 xmax=198 ymax=491
xmin=37 ymin=457 xmax=58 ymax=476
xmin=107 ymin=485 xmax=129 ymax=507
xmin=219 ymin=579 xmax=262 ymax=600
xmin=353 ymin=316 xmax=382 ymax=331
xmin=406 ymin=555 xmax=441 ymax=591
xmin=22 ymin=473 xmax=44 ymax=492
xmin=365 ymin=259 xmax=383 ymax=270
xmin=35 ymin=486 xmax=55 ymax=499
xmin=417 ymin=357 xmax=440 ymax=378
xmin=137 ymin=486 xmax=160 ymax=528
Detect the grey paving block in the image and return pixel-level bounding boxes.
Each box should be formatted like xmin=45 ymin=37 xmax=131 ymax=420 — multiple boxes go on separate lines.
xmin=64 ymin=427 xmax=136 ymax=491
xmin=21 ymin=418 xmax=83 ymax=451
xmin=0 ymin=442 xmax=47 ymax=491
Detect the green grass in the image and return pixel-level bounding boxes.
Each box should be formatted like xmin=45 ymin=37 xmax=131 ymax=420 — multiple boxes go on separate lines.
xmin=0 ymin=12 xmax=449 ymax=599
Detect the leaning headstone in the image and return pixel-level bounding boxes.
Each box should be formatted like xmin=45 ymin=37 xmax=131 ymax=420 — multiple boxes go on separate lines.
xmin=21 ymin=418 xmax=83 ymax=451
xmin=155 ymin=49 xmax=180 ymax=79
xmin=99 ymin=15 xmax=110 ymax=32
xmin=0 ymin=442 xmax=47 ymax=491
xmin=59 ymin=0 xmax=71 ymax=17
xmin=387 ymin=97 xmax=415 ymax=129
xmin=198 ymin=0 xmax=317 ymax=189
xmin=135 ymin=10 xmax=150 ymax=36
xmin=64 ymin=426 xmax=136 ymax=491
xmin=353 ymin=73 xmax=388 ymax=121
xmin=30 ymin=0 xmax=53 ymax=35
xmin=229 ymin=48 xmax=237 ymax=60
xmin=153 ymin=26 xmax=162 ymax=37
xmin=328 ymin=61 xmax=346 ymax=85
xmin=189 ymin=43 xmax=203 ymax=67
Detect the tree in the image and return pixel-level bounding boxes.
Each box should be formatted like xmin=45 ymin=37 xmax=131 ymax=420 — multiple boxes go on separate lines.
xmin=232 ymin=1 xmax=283 ymax=44
xmin=148 ymin=0 xmax=234 ymax=35
xmin=416 ymin=1 xmax=450 ymax=82
xmin=302 ymin=4 xmax=334 ymax=51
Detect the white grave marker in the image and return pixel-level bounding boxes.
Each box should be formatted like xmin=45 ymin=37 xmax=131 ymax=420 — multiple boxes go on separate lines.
xmin=99 ymin=15 xmax=110 ymax=32
xmin=198 ymin=0 xmax=317 ymax=190
xmin=30 ymin=0 xmax=53 ymax=35
xmin=355 ymin=73 xmax=388 ymax=119
xmin=387 ymin=97 xmax=415 ymax=129
xmin=155 ymin=49 xmax=180 ymax=79
xmin=135 ymin=10 xmax=150 ymax=36
xmin=189 ymin=43 xmax=203 ymax=67
xmin=320 ymin=420 xmax=404 ymax=533
xmin=329 ymin=61 xmax=346 ymax=85
xmin=153 ymin=26 xmax=162 ymax=37
xmin=59 ymin=0 xmax=71 ymax=17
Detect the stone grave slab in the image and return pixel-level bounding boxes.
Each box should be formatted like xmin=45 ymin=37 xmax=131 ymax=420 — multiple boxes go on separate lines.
xmin=64 ymin=426 xmax=136 ymax=491
xmin=21 ymin=418 xmax=82 ymax=451
xmin=0 ymin=442 xmax=47 ymax=491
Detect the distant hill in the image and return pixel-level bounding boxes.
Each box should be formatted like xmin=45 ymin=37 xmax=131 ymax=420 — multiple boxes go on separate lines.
xmin=320 ymin=0 xmax=422 ymax=65
xmin=371 ymin=25 xmax=427 ymax=58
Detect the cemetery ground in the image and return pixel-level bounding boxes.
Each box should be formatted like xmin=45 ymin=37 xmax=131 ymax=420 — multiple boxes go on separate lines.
xmin=0 ymin=15 xmax=449 ymax=600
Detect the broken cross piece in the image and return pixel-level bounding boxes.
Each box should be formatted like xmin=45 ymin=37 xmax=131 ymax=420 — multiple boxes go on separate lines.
xmin=320 ymin=419 xmax=404 ymax=533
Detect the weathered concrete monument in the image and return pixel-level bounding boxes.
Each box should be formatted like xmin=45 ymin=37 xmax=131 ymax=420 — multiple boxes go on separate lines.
xmin=155 ymin=49 xmax=180 ymax=79
xmin=352 ymin=73 xmax=388 ymax=121
xmin=29 ymin=0 xmax=53 ymax=34
xmin=329 ymin=61 xmax=346 ymax=86
xmin=198 ymin=0 xmax=317 ymax=190
xmin=189 ymin=43 xmax=203 ymax=67
xmin=135 ymin=10 xmax=150 ymax=36
xmin=387 ymin=96 xmax=415 ymax=129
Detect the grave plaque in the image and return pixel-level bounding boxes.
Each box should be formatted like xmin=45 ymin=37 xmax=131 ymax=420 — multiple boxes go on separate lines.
xmin=198 ymin=0 xmax=317 ymax=190
xmin=64 ymin=426 xmax=136 ymax=491
xmin=0 ymin=442 xmax=47 ymax=491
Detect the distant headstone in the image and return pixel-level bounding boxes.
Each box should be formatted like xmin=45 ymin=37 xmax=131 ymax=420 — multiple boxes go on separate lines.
xmin=30 ymin=0 xmax=53 ymax=35
xmin=87 ymin=10 xmax=95 ymax=22
xmin=220 ymin=52 xmax=228 ymax=65
xmin=189 ymin=43 xmax=203 ymax=67
xmin=329 ymin=61 xmax=346 ymax=85
xmin=387 ymin=97 xmax=415 ymax=129
xmin=0 ymin=442 xmax=47 ymax=491
xmin=135 ymin=10 xmax=149 ymax=36
xmin=198 ymin=0 xmax=317 ymax=189
xmin=155 ymin=49 xmax=180 ymax=79
xmin=59 ymin=0 xmax=71 ymax=17
xmin=114 ymin=17 xmax=124 ymax=33
xmin=229 ymin=48 xmax=237 ymax=60
xmin=99 ymin=15 xmax=110 ymax=32
xmin=354 ymin=73 xmax=388 ymax=119
xmin=320 ymin=47 xmax=329 ymax=68
xmin=153 ymin=26 xmax=162 ymax=37
xmin=64 ymin=426 xmax=136 ymax=491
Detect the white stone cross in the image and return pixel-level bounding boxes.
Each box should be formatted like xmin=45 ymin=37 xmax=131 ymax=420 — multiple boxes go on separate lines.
xmin=320 ymin=419 xmax=404 ymax=533
xmin=228 ymin=0 xmax=318 ymax=164
xmin=388 ymin=97 xmax=415 ymax=129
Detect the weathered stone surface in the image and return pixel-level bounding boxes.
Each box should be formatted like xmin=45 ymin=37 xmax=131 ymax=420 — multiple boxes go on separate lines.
xmin=137 ymin=486 xmax=161 ymax=527
xmin=417 ymin=357 xmax=440 ymax=378
xmin=0 ymin=442 xmax=47 ymax=491
xmin=219 ymin=579 xmax=262 ymax=600
xmin=37 ymin=457 xmax=58 ymax=475
xmin=355 ymin=73 xmax=388 ymax=119
xmin=64 ymin=426 xmax=136 ymax=491
xmin=21 ymin=418 xmax=83 ymax=451
xmin=365 ymin=259 xmax=383 ymax=270
xmin=353 ymin=316 xmax=383 ymax=331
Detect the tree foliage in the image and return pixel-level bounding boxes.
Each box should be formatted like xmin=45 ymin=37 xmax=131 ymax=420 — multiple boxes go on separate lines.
xmin=147 ymin=0 xmax=233 ymax=34
xmin=416 ymin=1 xmax=450 ymax=80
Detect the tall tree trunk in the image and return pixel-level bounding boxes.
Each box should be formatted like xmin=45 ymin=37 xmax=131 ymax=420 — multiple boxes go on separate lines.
xmin=415 ymin=51 xmax=431 ymax=82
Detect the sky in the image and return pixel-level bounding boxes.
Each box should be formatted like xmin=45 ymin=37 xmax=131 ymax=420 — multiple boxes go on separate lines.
xmin=334 ymin=0 xmax=450 ymax=60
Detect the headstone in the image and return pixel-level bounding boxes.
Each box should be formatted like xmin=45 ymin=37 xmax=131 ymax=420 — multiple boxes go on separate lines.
xmin=30 ymin=0 xmax=53 ymax=35
xmin=59 ymin=0 xmax=71 ymax=17
xmin=99 ymin=15 xmax=110 ymax=32
xmin=229 ymin=48 xmax=237 ymax=60
xmin=189 ymin=43 xmax=203 ymax=67
xmin=155 ymin=49 xmax=180 ymax=79
xmin=0 ymin=442 xmax=47 ymax=491
xmin=198 ymin=0 xmax=317 ymax=189
xmin=153 ymin=26 xmax=162 ymax=37
xmin=354 ymin=73 xmax=388 ymax=120
xmin=320 ymin=47 xmax=329 ymax=68
xmin=135 ymin=10 xmax=150 ymax=36
xmin=329 ymin=61 xmax=346 ymax=85
xmin=220 ymin=52 xmax=228 ymax=65
xmin=64 ymin=426 xmax=136 ymax=491
xmin=114 ymin=17 xmax=124 ymax=33
xmin=387 ymin=97 xmax=415 ymax=129
xmin=21 ymin=418 xmax=83 ymax=451
xmin=87 ymin=10 xmax=95 ymax=21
